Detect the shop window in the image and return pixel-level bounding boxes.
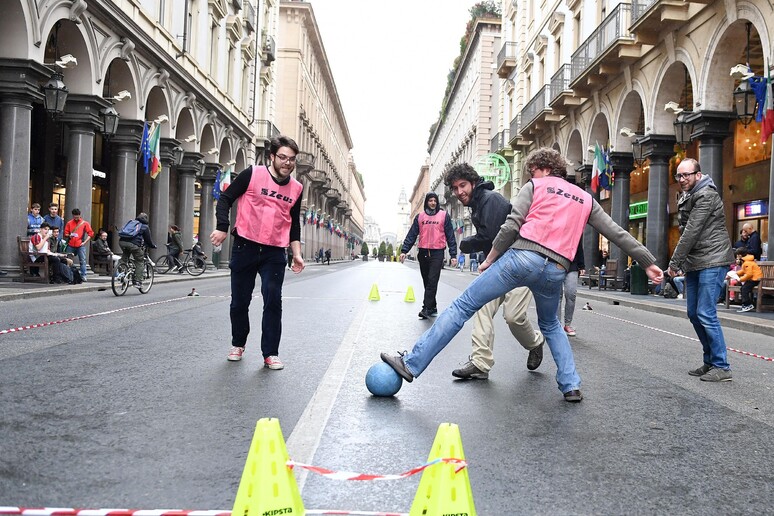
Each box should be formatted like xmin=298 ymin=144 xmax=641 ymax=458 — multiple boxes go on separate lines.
xmin=734 ymin=118 xmax=772 ymax=167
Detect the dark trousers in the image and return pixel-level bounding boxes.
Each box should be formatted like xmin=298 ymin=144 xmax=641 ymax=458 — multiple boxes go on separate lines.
xmin=229 ymin=236 xmax=286 ymax=357
xmin=740 ymin=280 xmax=759 ymax=306
xmin=418 ymin=249 xmax=444 ymax=311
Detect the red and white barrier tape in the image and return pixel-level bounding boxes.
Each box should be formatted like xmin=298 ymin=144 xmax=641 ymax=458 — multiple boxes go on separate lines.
xmin=590 ymin=310 xmax=774 ymax=362
xmin=0 ymin=510 xmax=406 ymax=516
xmin=0 ymin=297 xmax=190 ymax=336
xmin=288 ymin=457 xmax=467 ymax=481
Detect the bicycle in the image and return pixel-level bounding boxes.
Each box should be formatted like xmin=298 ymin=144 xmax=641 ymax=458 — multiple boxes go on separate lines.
xmin=155 ymin=242 xmax=207 ymax=276
xmin=112 ymin=248 xmax=155 ymax=296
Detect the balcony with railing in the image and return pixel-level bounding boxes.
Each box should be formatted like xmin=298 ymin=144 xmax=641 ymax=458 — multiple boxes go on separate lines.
xmin=262 ymin=34 xmax=276 ymax=65
xmin=508 ymin=113 xmax=532 ymax=147
xmin=255 ymin=120 xmax=279 ymax=144
xmin=630 ymin=0 xmax=690 ymax=43
xmin=496 ymin=42 xmax=518 ymax=78
xmin=243 ymin=2 xmax=256 ymax=33
xmin=569 ymin=4 xmax=639 ymax=91
xmin=520 ymin=85 xmax=562 ymax=135
xmin=490 ymin=130 xmax=510 ymax=154
xmin=549 ymin=64 xmax=584 ymax=111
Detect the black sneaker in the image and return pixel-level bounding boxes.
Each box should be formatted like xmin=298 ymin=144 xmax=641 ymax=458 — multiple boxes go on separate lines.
xmin=527 ymin=344 xmax=544 ymax=371
xmin=427 ymin=308 xmax=438 ymax=317
xmin=563 ymin=389 xmax=583 ymax=402
xmin=688 ymin=364 xmax=712 ymax=377
xmin=380 ymin=352 xmax=414 ymax=382
xmin=418 ymin=309 xmax=429 ymax=320
xmin=452 ymin=360 xmax=488 ymax=380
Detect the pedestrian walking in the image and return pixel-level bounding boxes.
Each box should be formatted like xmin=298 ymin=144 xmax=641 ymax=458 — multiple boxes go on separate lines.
xmin=558 ymin=242 xmax=585 ymax=336
xmin=381 ymin=148 xmax=662 ymax=402
xmin=211 ymin=136 xmax=304 ymax=370
xmin=443 ymin=163 xmax=545 ymax=380
xmin=399 ymin=192 xmax=458 ymax=319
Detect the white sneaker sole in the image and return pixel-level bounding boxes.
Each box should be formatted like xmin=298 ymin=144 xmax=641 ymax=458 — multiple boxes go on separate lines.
xmin=264 ymin=363 xmax=284 ymax=370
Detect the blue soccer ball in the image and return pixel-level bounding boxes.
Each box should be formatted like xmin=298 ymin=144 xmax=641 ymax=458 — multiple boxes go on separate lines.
xmin=365 ymin=362 xmax=403 ymax=397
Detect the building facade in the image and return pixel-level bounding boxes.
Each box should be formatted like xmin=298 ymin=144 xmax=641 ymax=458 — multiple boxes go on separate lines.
xmin=0 ymin=0 xmax=277 ymax=275
xmin=495 ymin=0 xmax=772 ymax=277
xmin=275 ymin=0 xmax=365 ymax=261
xmin=427 ymin=17 xmax=503 ymax=259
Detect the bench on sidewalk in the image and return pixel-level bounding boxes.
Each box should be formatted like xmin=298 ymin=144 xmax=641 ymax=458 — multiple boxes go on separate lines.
xmin=725 ymin=261 xmax=774 ymax=312
xmin=17 ymin=236 xmax=50 ymax=284
xmin=582 ymin=260 xmax=621 ymax=290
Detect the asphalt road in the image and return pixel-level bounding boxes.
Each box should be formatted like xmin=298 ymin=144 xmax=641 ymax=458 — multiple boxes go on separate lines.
xmin=1 ymin=260 xmax=773 ymax=514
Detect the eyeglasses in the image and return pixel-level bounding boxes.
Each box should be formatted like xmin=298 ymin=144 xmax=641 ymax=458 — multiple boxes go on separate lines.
xmin=674 ymin=172 xmax=698 ymax=181
xmin=275 ymin=154 xmax=297 ymax=163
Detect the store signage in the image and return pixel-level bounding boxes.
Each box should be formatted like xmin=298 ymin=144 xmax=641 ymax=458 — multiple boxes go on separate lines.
xmin=92 ymin=170 xmax=106 ymax=178
xmin=743 ymin=200 xmax=767 ymax=217
xmin=629 ymin=201 xmax=648 ymax=220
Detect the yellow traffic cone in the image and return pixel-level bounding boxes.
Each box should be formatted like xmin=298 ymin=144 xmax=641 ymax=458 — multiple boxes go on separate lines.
xmin=410 ymin=423 xmax=476 ymax=516
xmin=368 ymin=284 xmax=380 ymax=301
xmin=232 ymin=418 xmax=305 ymax=516
xmin=404 ymin=286 xmax=416 ymax=303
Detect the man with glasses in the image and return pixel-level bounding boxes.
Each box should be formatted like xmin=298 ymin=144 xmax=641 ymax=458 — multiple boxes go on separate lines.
xmin=211 ymin=136 xmax=304 ymax=371
xmin=668 ymin=158 xmax=734 ymax=382
xmin=381 ymin=148 xmax=663 ymax=402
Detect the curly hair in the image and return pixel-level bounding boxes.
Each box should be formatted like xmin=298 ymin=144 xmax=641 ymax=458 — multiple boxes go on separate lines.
xmin=523 ymin=148 xmax=569 ymax=178
xmin=444 ymin=163 xmax=480 ymax=189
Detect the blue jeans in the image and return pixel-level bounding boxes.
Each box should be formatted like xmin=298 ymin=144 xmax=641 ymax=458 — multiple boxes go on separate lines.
xmin=229 ymin=236 xmax=287 ymax=357
xmin=67 ymin=245 xmax=87 ymax=279
xmin=684 ymin=266 xmax=729 ymax=370
xmin=404 ymin=249 xmax=581 ymax=393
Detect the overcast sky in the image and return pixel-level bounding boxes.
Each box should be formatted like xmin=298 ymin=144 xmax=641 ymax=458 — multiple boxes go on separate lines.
xmin=310 ymin=0 xmax=476 ymax=235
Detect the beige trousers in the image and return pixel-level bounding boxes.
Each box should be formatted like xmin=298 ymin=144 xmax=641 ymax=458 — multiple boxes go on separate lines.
xmin=470 ymin=286 xmax=544 ymax=372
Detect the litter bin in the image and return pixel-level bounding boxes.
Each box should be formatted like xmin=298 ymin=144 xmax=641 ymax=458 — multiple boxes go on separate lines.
xmin=630 ymin=263 xmax=648 ymax=295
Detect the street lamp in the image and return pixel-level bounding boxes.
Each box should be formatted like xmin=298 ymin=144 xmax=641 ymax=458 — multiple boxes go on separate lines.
xmin=673 ymin=111 xmax=693 ymax=148
xmin=734 ymin=22 xmax=756 ymax=127
xmin=172 ymin=146 xmax=185 ymax=166
xmin=42 ymin=71 xmax=68 ymax=116
xmin=100 ymin=105 xmax=120 ymax=137
xmin=632 ymin=137 xmax=645 ymax=168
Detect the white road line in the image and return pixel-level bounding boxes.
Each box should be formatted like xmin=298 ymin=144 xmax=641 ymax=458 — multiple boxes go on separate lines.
xmin=286 ymin=300 xmax=369 ymax=491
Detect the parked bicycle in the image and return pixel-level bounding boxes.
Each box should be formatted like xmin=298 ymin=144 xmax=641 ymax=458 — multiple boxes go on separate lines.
xmin=155 ymin=241 xmax=207 ymax=276
xmin=112 ymin=248 xmax=155 ymax=296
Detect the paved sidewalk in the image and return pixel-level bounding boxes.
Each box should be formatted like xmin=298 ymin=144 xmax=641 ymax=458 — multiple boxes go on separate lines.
xmin=0 ymin=258 xmax=353 ymax=303
xmin=576 ymin=287 xmax=774 ymax=337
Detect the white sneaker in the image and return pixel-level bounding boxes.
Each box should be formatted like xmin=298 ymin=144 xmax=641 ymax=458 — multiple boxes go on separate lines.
xmin=227 ymin=346 xmax=244 ymax=361
xmin=737 ymin=305 xmax=755 ymax=313
xmin=677 ymin=294 xmax=683 ymax=299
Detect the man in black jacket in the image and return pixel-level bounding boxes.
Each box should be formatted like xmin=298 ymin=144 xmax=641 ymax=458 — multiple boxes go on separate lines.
xmin=400 ymin=192 xmax=458 ymax=319
xmin=118 ymin=213 xmax=157 ymax=288
xmin=444 ymin=163 xmax=545 ymax=379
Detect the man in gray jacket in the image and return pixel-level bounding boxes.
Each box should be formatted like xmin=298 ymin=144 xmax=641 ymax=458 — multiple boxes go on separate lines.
xmin=667 ymin=158 xmax=734 ymax=382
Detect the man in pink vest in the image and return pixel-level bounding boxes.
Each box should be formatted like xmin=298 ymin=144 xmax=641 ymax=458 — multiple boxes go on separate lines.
xmin=400 ymin=192 xmax=458 ymax=319
xmin=210 ymin=136 xmax=304 ymax=370
xmin=382 ymin=148 xmax=663 ymax=402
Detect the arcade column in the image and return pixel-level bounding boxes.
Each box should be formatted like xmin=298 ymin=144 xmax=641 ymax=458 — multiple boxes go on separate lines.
xmin=608 ymin=152 xmax=633 ymax=281
xmin=640 ymin=134 xmax=677 ymax=268
xmin=109 ymin=119 xmax=144 ymax=249
xmin=177 ymin=152 xmax=203 ymax=249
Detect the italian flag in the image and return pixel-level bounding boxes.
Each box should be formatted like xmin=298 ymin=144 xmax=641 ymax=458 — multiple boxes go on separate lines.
xmin=149 ymin=122 xmax=162 ymax=179
xmin=590 ymin=142 xmax=604 ymax=193
xmin=761 ymin=68 xmax=774 ymax=144
xmin=220 ymin=164 xmax=233 ymax=191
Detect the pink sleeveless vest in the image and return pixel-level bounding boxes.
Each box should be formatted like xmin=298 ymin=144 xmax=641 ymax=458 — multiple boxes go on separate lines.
xmin=234 ymin=165 xmax=303 ymax=248
xmin=519 ymin=176 xmax=592 ymax=260
xmin=418 ymin=210 xmax=447 ymax=249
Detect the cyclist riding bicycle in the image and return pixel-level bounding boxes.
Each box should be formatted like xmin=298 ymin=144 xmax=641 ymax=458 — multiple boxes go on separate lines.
xmin=118 ymin=212 xmax=157 ymax=288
